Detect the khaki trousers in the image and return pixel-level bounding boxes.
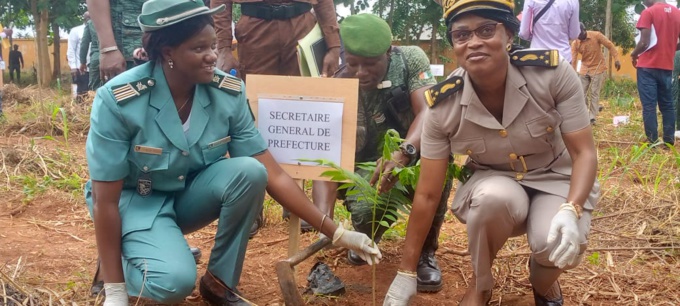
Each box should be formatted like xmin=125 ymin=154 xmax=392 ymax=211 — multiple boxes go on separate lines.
xmin=235 ymin=12 xmax=317 ymax=80
xmin=580 ymin=72 xmax=606 ymax=121
xmin=456 ymin=176 xmax=592 ymax=295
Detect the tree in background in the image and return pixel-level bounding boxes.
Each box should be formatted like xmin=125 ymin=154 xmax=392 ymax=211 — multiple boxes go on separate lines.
xmin=514 ymin=0 xmax=638 ymax=52
xmin=0 ymin=0 xmax=84 ymax=87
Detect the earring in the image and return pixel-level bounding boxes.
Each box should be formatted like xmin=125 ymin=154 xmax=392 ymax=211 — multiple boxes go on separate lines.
xmin=506 ymin=44 xmax=512 ymax=52
xmin=168 ymin=59 xmax=174 ymax=69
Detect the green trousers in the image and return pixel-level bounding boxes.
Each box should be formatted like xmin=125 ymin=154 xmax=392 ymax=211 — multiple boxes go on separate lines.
xmin=86 ymin=157 xmax=267 ymax=303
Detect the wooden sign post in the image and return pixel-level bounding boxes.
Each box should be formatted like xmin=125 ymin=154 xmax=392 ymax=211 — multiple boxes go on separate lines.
xmin=246 ymin=75 xmax=358 ymax=258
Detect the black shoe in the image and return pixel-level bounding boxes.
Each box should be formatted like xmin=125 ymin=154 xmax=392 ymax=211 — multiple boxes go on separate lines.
xmin=249 ymin=210 xmax=263 ymax=239
xmin=199 ymin=274 xmax=250 ymax=306
xmin=590 ymin=119 xmax=596 ymax=125
xmin=598 ymin=105 xmax=603 ymax=112
xmin=90 ymin=260 xmax=104 ymax=298
xmin=190 ymin=247 xmax=202 ymax=263
xmin=416 ymin=252 xmax=442 ymax=292
xmin=347 ymin=249 xmax=368 ymax=266
xmin=533 ymin=282 xmax=563 ymax=306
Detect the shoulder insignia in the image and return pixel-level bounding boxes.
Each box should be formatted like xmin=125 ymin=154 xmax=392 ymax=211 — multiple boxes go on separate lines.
xmin=111 ymin=77 xmax=156 ymax=103
xmin=210 ymin=73 xmax=242 ymax=95
xmin=425 ymin=76 xmax=463 ymax=108
xmin=510 ymin=49 xmax=559 ymax=68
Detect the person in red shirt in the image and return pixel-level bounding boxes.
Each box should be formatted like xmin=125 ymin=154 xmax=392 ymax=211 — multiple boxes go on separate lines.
xmin=631 ymin=0 xmax=680 ymax=146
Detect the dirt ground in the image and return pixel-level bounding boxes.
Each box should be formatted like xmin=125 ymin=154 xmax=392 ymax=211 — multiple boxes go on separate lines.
xmin=0 ymin=136 xmax=648 ymax=306
xmin=1 ymin=96 xmax=679 ymax=306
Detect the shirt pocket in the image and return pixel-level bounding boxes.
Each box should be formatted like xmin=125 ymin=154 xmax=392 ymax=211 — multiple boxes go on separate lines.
xmin=120 ymin=10 xmax=140 ymax=36
xmin=202 ymin=136 xmax=231 ymax=164
xmin=525 ymin=109 xmax=562 ymax=137
xmin=130 ymin=146 xmax=170 ymax=173
xmin=451 ymin=137 xmax=486 ymax=157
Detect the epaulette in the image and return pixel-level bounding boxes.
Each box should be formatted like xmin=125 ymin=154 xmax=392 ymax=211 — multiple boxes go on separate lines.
xmin=210 ymin=72 xmax=241 ymax=95
xmin=424 ymin=76 xmax=463 ymax=108
xmin=510 ymin=49 xmax=559 ymax=68
xmin=111 ymin=77 xmax=155 ymax=103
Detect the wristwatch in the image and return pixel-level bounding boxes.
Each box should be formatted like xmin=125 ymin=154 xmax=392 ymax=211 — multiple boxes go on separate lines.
xmin=399 ymin=142 xmax=417 ymax=165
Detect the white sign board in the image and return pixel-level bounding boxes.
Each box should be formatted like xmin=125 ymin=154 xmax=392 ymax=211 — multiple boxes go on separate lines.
xmin=430 ymin=64 xmax=445 ymax=77
xmin=258 ymin=97 xmax=344 ymax=166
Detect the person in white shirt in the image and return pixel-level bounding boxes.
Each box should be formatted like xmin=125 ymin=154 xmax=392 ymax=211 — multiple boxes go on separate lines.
xmin=67 ymin=11 xmax=90 ymax=101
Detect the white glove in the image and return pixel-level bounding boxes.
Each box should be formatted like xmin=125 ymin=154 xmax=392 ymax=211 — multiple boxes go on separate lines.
xmin=103 ymin=283 xmax=128 ymax=306
xmin=547 ymin=205 xmax=581 ymax=269
xmin=332 ymin=224 xmax=382 ymax=265
xmin=383 ymin=271 xmax=417 ymax=306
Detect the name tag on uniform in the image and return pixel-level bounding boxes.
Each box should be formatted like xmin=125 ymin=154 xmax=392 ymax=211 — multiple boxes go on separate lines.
xmin=134 ymin=145 xmax=163 ymax=155
xmin=207 ymin=136 xmax=231 ymax=149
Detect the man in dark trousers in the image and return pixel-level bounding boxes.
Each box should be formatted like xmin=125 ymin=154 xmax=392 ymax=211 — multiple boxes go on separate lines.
xmin=8 ymin=44 xmax=23 ymax=83
xmin=631 ymin=0 xmax=680 ymax=146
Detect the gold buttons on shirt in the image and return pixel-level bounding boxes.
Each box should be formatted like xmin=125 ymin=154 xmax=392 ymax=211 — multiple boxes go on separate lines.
xmin=142 ymin=166 xmax=149 ymax=172
xmin=178 ymin=175 xmax=185 ymax=181
xmin=546 ymin=126 xmax=554 ymax=133
xmin=499 ymin=129 xmax=508 ymax=138
xmin=182 ymin=151 xmax=189 ymax=156
xmin=515 ymin=173 xmax=524 ymax=181
xmin=509 ymin=153 xmax=518 ymax=160
xmin=466 ymin=149 xmax=473 ymax=155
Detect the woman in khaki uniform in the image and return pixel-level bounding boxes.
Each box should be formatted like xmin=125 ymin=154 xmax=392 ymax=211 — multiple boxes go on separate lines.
xmin=383 ymin=0 xmax=599 ymax=305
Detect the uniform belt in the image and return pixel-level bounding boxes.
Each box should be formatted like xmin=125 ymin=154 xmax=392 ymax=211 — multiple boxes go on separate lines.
xmin=471 ymin=147 xmax=566 ymax=172
xmin=241 ymin=2 xmax=312 ymax=20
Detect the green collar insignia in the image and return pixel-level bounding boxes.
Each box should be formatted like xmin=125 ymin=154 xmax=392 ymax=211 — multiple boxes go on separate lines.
xmin=111 ymin=77 xmax=156 ymax=103
xmin=210 ymin=73 xmax=241 ymax=95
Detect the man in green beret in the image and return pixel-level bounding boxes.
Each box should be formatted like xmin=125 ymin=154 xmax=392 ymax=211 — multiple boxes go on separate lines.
xmin=312 ymin=13 xmax=453 ymax=293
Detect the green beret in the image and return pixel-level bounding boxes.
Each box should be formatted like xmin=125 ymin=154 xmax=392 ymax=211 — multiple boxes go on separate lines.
xmin=340 ymin=14 xmax=392 ymax=58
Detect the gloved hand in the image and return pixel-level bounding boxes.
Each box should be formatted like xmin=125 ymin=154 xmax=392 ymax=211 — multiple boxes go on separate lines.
xmin=547 ymin=204 xmax=580 ymax=269
xmin=103 ymin=283 xmax=128 ymax=306
xmin=332 ymin=224 xmax=382 ymax=265
xmin=383 ymin=271 xmax=417 ymax=306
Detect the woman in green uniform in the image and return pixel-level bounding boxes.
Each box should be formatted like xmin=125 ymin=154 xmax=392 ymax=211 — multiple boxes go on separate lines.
xmin=86 ymin=0 xmax=381 ymax=305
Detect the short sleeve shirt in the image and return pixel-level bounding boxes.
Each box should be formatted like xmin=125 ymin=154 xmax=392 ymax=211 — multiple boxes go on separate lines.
xmin=636 ymin=3 xmax=680 ymax=71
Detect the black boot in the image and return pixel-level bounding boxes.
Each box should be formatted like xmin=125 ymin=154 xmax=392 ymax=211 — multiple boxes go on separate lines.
xmin=417 ymin=180 xmax=449 ymax=292
xmin=346 ymin=221 xmax=389 ymax=266
xmin=533 ymin=281 xmax=563 ymax=306
xmin=417 ymin=251 xmax=442 ymax=292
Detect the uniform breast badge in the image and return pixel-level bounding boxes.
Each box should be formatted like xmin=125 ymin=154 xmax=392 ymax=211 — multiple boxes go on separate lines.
xmin=137 ymin=173 xmax=153 ymax=197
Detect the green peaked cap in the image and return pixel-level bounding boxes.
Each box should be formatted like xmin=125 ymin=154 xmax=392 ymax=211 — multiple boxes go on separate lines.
xmin=340 ymin=14 xmax=392 ymax=58
xmin=138 ymin=0 xmax=225 ymax=32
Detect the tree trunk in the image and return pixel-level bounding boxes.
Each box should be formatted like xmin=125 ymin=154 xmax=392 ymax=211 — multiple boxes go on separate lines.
xmin=430 ymin=16 xmax=439 ymax=65
xmin=386 ymin=0 xmax=395 ymax=29
xmin=604 ymin=0 xmax=612 ymax=78
xmin=31 ymin=0 xmax=52 ymax=87
xmin=51 ymin=20 xmax=61 ymax=80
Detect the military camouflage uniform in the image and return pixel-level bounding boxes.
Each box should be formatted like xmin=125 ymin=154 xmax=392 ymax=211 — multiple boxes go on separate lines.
xmin=345 ymin=46 xmax=452 ymax=252
xmin=91 ymin=0 xmax=144 ymax=86
xmin=80 ymin=20 xmax=101 ymax=90
xmin=111 ymin=0 xmax=144 ymax=63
